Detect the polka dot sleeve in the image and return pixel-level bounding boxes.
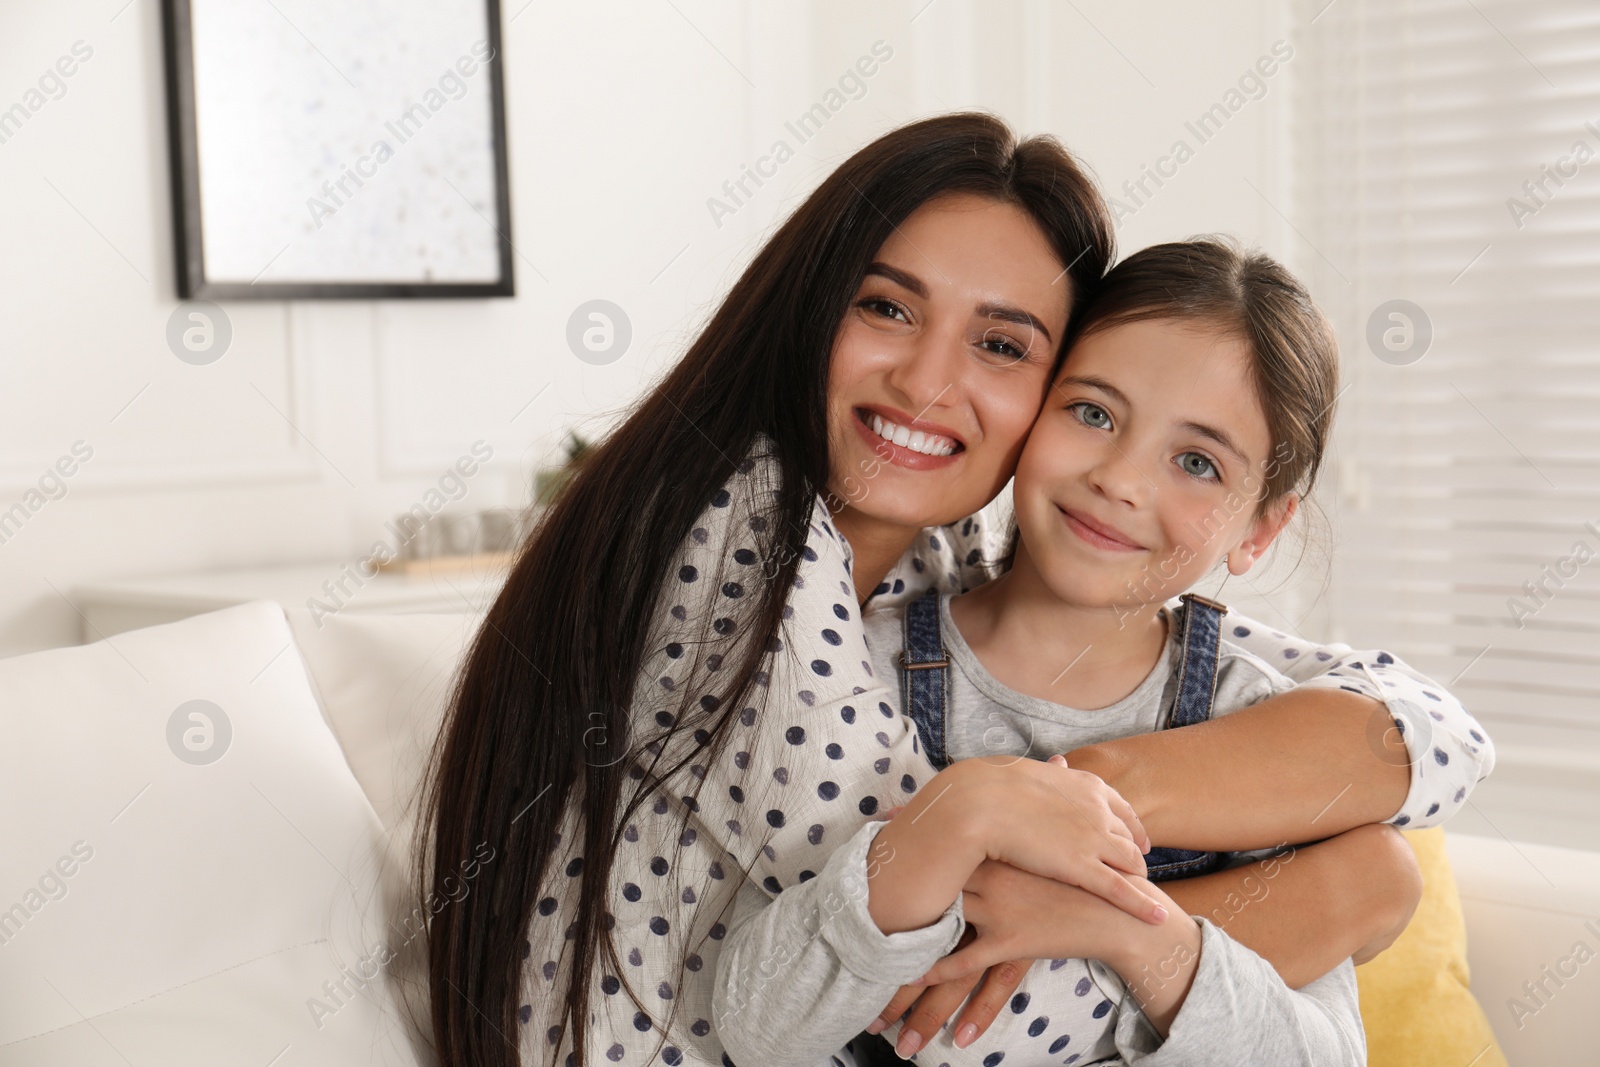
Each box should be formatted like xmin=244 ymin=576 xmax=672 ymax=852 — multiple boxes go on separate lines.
xmin=1221 ymin=613 xmax=1495 ymax=830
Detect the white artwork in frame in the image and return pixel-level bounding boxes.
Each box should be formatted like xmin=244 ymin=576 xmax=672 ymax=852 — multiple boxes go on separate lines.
xmin=164 ymin=0 xmax=514 ymax=298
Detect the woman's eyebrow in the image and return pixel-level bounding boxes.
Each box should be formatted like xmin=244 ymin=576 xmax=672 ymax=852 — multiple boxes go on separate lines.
xmin=864 ymin=261 xmax=1053 ymax=345
xmin=977 ymin=302 xmax=1053 ymax=345
xmin=864 ymin=261 xmax=927 ymax=297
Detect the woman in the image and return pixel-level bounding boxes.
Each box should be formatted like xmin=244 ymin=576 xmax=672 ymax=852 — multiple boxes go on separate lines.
xmin=416 ymin=113 xmax=1493 ymax=1067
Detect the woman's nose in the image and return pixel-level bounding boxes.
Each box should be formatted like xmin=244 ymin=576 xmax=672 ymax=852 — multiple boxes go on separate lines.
xmin=883 ymin=324 xmax=966 ymax=414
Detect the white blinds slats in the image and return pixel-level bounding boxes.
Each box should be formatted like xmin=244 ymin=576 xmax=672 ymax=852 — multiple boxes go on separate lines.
xmin=1297 ymin=0 xmax=1600 ymax=735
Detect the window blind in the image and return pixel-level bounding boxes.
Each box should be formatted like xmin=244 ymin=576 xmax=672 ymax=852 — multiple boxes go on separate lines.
xmin=1295 ymin=0 xmax=1600 ymax=737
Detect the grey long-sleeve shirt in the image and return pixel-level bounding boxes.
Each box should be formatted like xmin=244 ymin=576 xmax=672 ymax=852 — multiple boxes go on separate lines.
xmin=711 ymin=593 xmax=1371 ymax=1067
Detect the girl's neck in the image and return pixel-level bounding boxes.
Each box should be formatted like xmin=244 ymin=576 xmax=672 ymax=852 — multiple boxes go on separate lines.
xmin=949 ymin=551 xmax=1169 ymax=710
xmin=829 ymin=503 xmax=921 ymax=606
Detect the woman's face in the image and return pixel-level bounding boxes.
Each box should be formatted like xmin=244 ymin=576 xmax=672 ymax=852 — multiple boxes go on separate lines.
xmin=826 ymin=193 xmax=1071 ymax=531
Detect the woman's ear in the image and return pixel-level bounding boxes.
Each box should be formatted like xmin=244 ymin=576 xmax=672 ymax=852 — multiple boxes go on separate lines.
xmin=1227 ymin=493 xmax=1299 ymax=576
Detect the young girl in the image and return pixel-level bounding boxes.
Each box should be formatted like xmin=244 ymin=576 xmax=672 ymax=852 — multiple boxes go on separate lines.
xmin=712 ymin=239 xmax=1480 ymax=1066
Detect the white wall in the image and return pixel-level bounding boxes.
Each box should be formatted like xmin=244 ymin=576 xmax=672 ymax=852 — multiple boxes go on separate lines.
xmin=0 ymin=0 xmax=1297 ymax=657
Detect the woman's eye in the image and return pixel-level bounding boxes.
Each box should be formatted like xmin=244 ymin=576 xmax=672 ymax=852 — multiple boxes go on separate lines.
xmin=1068 ymin=402 xmax=1112 ymax=430
xmin=978 ymin=331 xmax=1027 ymax=362
xmin=1177 ymin=452 xmax=1219 ymax=480
xmin=860 ymin=297 xmax=909 ymax=323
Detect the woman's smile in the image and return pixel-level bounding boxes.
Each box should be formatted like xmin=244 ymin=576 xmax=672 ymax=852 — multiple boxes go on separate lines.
xmin=852 ymin=404 xmax=965 ymax=470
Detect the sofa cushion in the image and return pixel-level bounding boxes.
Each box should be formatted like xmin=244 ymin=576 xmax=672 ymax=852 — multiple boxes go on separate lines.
xmin=0 ymin=601 xmax=426 ymax=1065
xmin=1444 ymin=830 xmax=1600 ymax=1064
xmin=1355 ymin=827 xmax=1507 ymax=1067
xmin=282 ymin=607 xmax=480 ymax=835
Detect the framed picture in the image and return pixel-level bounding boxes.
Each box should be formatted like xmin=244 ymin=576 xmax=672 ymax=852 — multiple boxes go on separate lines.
xmin=161 ymin=0 xmax=514 ymax=299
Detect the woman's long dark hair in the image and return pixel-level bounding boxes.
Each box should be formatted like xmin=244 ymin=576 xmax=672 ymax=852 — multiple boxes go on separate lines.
xmin=414 ymin=112 xmax=1114 ymax=1067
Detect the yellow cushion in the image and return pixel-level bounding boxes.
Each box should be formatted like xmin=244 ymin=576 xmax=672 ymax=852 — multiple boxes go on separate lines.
xmin=1355 ymin=827 xmax=1507 ymax=1067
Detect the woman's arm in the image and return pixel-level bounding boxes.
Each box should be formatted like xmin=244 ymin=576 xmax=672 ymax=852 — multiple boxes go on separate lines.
xmin=901 ymin=862 xmax=1365 ymax=1067
xmin=1160 ymin=822 xmax=1423 ymax=987
xmin=1064 ymin=687 xmax=1410 ymax=851
xmin=1219 ymin=616 xmax=1496 ymax=829
xmin=870 ymin=822 xmax=1420 ymax=1049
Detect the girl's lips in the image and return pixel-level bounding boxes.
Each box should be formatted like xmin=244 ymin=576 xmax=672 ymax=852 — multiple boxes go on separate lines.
xmin=1058 ymin=505 xmax=1145 ymax=552
xmin=850 ymin=406 xmax=964 ymax=471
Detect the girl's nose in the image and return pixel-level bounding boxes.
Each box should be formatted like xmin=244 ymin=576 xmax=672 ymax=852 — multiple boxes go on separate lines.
xmin=1088 ymin=445 xmax=1150 ymax=508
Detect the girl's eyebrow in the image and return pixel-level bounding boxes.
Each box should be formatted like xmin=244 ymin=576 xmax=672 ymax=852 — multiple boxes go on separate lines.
xmin=1053 ymin=373 xmax=1126 ymax=405
xmin=1056 ymin=374 xmax=1251 ymax=466
xmin=1180 ymin=420 xmax=1249 ymax=466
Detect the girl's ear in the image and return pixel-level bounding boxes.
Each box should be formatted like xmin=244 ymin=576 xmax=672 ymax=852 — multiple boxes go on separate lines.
xmin=1227 ymin=493 xmax=1299 ymax=576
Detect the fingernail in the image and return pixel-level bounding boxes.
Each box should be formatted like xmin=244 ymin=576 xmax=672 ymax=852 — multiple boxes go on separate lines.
xmin=1153 ymin=905 xmax=1169 ymax=922
xmin=955 ymin=1023 xmax=977 ymax=1048
xmin=865 ymin=1019 xmax=886 ymax=1035
xmin=896 ymin=1030 xmax=922 ymax=1056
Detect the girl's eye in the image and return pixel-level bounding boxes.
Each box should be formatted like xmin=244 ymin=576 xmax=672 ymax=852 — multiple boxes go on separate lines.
xmin=1068 ymin=401 xmax=1112 ymax=430
xmin=1177 ymin=451 xmax=1219 ymax=481
xmin=859 ymin=297 xmax=909 ymax=323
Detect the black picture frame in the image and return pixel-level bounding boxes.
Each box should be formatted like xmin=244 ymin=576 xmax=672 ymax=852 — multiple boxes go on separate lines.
xmin=160 ymin=0 xmax=515 ymax=300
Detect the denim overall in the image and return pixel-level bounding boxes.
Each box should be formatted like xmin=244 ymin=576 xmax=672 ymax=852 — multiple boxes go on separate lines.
xmin=897 ymin=589 xmax=1228 ymax=882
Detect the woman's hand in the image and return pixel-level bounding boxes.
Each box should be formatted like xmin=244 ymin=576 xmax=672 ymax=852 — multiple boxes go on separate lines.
xmin=866 ymin=925 xmax=1012 ymax=1057
xmin=914 ymin=858 xmax=1175 ymax=987
xmin=864 ymin=781 xmax=1164 ymax=1058
xmin=866 ymin=808 xmax=1032 ymax=1057
xmin=921 ymin=861 xmax=1201 ymax=1038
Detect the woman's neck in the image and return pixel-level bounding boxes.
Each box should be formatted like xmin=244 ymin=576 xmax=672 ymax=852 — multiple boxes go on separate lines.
xmin=948 ymin=552 xmax=1169 ymax=710
xmin=829 ymin=504 xmax=920 ymax=606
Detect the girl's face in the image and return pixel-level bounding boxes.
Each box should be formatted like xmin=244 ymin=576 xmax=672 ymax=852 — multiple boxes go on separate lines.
xmin=826 ymin=193 xmax=1071 ymax=530
xmin=1012 ymin=317 xmax=1297 ymax=611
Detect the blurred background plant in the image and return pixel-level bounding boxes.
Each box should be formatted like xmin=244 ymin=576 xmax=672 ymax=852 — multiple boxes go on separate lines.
xmin=533 ymin=431 xmax=592 ymax=507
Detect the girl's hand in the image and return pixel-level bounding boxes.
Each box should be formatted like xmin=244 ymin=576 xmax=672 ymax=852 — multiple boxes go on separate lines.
xmin=910 ymin=859 xmax=1183 ymax=988
xmin=955 ymin=753 xmax=1165 ymax=925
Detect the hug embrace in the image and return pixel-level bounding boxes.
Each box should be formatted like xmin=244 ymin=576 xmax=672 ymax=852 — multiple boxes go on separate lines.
xmin=415 ymin=114 xmax=1495 ymax=1067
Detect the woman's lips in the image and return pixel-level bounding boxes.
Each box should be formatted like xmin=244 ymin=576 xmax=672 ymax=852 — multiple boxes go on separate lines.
xmin=1058 ymin=505 xmax=1145 ymax=552
xmin=850 ymin=406 xmax=964 ymax=471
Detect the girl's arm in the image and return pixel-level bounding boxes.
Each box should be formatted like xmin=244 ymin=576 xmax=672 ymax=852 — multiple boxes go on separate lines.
xmin=897 ymin=861 xmax=1365 ymax=1067
xmin=711 ymin=757 xmax=1156 ymax=1067
xmin=872 ymin=821 xmax=1420 ymax=1048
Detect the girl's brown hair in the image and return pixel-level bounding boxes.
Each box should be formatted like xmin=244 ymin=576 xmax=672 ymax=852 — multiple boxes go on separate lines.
xmin=1064 ymin=235 xmax=1340 ymax=514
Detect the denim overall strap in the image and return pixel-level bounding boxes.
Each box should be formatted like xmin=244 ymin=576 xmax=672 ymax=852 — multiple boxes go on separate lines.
xmin=899 ymin=589 xmax=952 ymax=771
xmin=1142 ymin=593 xmax=1228 ymax=882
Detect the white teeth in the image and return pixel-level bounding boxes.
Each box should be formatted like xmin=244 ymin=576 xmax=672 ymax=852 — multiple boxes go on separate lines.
xmin=865 ymin=412 xmax=958 ymax=457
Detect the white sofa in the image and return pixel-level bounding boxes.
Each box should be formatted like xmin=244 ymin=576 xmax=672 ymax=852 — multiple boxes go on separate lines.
xmin=0 ymin=602 xmax=1594 ymax=1065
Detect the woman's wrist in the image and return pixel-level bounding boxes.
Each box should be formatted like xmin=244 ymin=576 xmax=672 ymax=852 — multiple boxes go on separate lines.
xmin=1062 ymin=743 xmax=1160 ymax=836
